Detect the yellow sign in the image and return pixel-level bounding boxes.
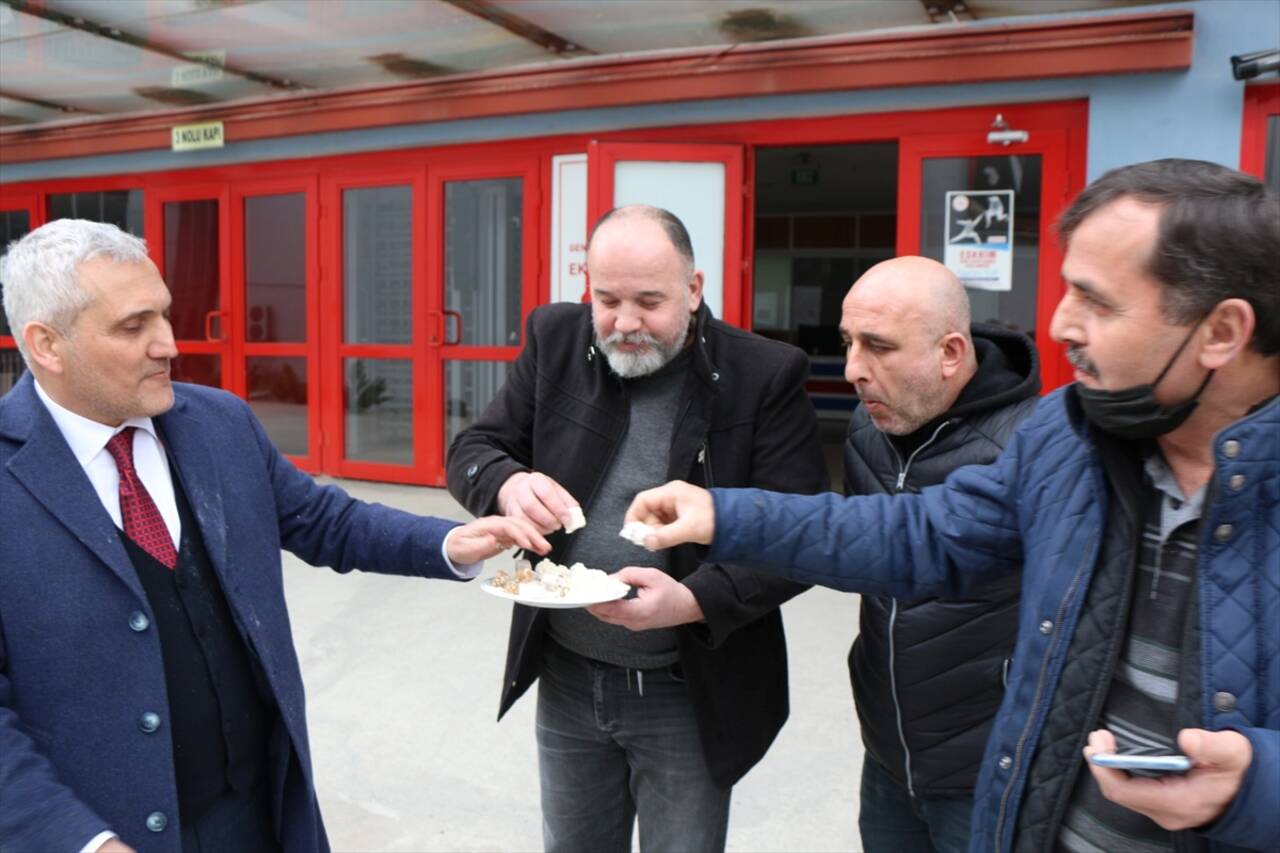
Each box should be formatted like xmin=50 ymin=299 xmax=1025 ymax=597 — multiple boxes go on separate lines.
xmin=171 ymin=121 xmax=224 ymax=152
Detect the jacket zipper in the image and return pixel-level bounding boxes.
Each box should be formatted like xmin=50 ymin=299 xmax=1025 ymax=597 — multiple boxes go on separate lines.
xmin=992 ymin=532 xmax=1098 ymax=851
xmin=699 ymin=440 xmax=713 ymax=487
xmin=884 ymin=419 xmax=952 ymax=797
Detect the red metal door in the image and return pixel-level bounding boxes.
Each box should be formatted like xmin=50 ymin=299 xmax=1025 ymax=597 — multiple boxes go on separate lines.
xmin=319 ymin=169 xmax=428 ymax=484
xmin=229 ymin=177 xmax=321 ymax=471
xmin=147 ymin=184 xmax=232 ymax=392
xmin=427 ymin=159 xmax=540 ymax=487
xmin=898 ymin=124 xmax=1082 ymax=390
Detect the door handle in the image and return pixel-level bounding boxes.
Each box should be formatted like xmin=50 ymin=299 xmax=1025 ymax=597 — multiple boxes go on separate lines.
xmin=443 ymin=309 xmax=463 ymax=346
xmin=204 ymin=310 xmax=228 ymax=342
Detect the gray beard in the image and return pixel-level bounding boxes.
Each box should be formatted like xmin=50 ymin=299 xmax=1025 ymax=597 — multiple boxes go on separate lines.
xmin=599 ymin=322 xmax=690 ymax=378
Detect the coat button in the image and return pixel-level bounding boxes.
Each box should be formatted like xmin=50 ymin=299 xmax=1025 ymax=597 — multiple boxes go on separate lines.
xmin=1213 ymin=691 xmax=1237 ymax=712
xmin=139 ymin=712 xmax=161 ymax=733
xmin=1214 ymin=524 xmax=1234 ymax=542
xmin=998 ymin=755 xmax=1013 ymax=770
xmin=145 ymin=811 xmax=168 ymax=832
xmin=1039 ymin=620 xmax=1054 ymax=635
xmin=710 ymin=372 xmax=720 ymax=382
xmin=466 ymin=464 xmax=478 ymax=478
xmin=1229 ymin=474 xmax=1245 ymax=492
xmin=128 ymin=611 xmax=150 ymax=632
xmin=1222 ymin=440 xmax=1240 ymax=458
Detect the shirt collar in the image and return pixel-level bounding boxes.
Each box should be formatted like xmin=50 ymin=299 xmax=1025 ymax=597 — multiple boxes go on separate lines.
xmin=1142 ymin=449 xmax=1205 ymax=517
xmin=33 ymin=379 xmax=160 ymax=468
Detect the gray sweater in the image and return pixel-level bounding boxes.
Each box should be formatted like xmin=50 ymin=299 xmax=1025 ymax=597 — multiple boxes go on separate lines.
xmin=545 ymin=348 xmax=690 ymax=669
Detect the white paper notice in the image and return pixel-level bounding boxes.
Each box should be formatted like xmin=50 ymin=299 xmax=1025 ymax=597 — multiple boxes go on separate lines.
xmin=943 ymin=190 xmax=1014 ymax=292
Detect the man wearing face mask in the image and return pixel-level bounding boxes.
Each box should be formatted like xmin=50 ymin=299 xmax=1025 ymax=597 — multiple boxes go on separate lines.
xmin=625 ymin=160 xmax=1280 ymax=852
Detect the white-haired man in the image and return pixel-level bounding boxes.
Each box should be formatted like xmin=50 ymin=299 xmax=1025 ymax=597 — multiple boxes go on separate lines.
xmin=0 ymin=219 xmax=548 ymax=853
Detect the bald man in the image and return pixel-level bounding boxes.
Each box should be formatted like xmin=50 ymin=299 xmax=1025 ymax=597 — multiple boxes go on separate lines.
xmin=839 ymin=257 xmax=1041 ymax=853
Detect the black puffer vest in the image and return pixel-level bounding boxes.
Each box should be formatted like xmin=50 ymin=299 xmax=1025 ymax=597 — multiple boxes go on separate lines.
xmin=845 ymin=323 xmax=1041 ymax=797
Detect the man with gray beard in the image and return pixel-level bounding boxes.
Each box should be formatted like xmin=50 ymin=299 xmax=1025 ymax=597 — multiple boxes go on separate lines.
xmin=447 ymin=205 xmax=828 ymax=852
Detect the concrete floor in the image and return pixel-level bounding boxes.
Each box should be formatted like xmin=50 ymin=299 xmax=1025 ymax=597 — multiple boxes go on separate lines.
xmin=284 ymin=478 xmax=864 ymax=852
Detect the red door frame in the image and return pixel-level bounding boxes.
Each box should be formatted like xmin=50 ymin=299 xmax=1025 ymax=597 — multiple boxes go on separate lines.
xmin=586 ymin=141 xmax=746 ymax=327
xmin=319 ymin=167 xmax=429 ymax=485
xmin=898 ymin=128 xmax=1081 ymax=390
xmin=228 ymin=175 xmax=321 ymax=471
xmin=2 ymin=98 xmax=1089 ymax=482
xmin=426 ymin=156 xmax=542 ymax=486
xmin=1240 ymin=82 xmax=1280 ymax=178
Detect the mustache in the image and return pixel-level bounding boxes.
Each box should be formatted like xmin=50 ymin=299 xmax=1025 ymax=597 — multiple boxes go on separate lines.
xmin=603 ymin=331 xmax=658 ymax=348
xmin=1065 ymin=345 xmax=1099 ymax=378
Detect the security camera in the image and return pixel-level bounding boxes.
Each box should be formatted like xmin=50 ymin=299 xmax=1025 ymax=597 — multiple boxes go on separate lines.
xmin=1232 ymin=49 xmax=1280 ymax=80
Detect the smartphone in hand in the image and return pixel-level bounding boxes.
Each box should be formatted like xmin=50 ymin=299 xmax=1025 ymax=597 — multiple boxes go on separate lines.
xmin=1088 ymin=753 xmax=1192 ymax=774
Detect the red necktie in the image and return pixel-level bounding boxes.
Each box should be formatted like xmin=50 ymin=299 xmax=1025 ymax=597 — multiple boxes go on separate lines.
xmin=105 ymin=427 xmax=178 ymax=570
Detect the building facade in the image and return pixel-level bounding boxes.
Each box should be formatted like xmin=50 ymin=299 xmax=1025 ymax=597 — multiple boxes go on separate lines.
xmin=1 ymin=0 xmax=1276 ymax=486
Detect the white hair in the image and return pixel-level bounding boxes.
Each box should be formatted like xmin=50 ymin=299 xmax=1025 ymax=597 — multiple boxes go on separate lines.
xmin=1 ymin=219 xmax=150 ymax=365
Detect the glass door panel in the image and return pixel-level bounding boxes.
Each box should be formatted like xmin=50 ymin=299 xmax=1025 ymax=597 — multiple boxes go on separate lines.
xmin=246 ymin=355 xmax=308 ymax=456
xmin=245 ymin=193 xmax=307 ymax=343
xmin=444 ymin=356 xmax=509 ymax=451
xmin=344 ymin=358 xmax=414 ymax=465
xmin=343 ymin=186 xmax=413 ymax=345
xmin=919 ymin=154 xmax=1043 ymax=339
xmin=588 ymin=142 xmax=745 ymax=327
xmin=152 ymin=188 xmax=230 ymax=390
xmin=164 ymin=200 xmax=221 ymax=342
xmin=444 ymin=179 xmax=522 ymax=347
xmin=232 ymin=181 xmax=317 ymax=468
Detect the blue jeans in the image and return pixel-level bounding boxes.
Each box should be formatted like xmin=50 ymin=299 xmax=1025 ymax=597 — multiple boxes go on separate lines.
xmin=858 ymin=755 xmax=973 ymax=853
xmin=535 ymin=639 xmax=731 ymax=853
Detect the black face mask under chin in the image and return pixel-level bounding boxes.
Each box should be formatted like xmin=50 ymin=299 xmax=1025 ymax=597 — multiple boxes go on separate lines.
xmin=1075 ymin=324 xmax=1215 ymax=440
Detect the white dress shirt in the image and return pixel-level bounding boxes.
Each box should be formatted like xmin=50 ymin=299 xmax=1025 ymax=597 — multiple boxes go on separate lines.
xmin=34 ymin=380 xmax=181 ymax=549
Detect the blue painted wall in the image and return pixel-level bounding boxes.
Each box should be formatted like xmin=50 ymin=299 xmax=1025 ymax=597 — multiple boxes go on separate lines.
xmin=1082 ymin=0 xmax=1276 ymax=178
xmin=1 ymin=1 xmax=1274 ymax=184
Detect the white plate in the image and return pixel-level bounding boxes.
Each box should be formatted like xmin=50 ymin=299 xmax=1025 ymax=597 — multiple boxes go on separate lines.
xmin=480 ymin=577 xmax=630 ymax=609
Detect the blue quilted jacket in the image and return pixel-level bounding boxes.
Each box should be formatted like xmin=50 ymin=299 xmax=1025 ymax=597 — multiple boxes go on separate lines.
xmin=708 ymin=387 xmax=1279 ymax=852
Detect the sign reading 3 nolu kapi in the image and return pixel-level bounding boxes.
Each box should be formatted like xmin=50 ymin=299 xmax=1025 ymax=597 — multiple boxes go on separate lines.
xmin=171 ymin=121 xmax=225 ymax=152
xmin=944 ymin=189 xmax=1015 ymax=292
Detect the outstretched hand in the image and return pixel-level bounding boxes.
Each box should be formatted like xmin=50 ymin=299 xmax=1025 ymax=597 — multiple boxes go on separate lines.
xmin=624 ymin=480 xmax=716 ymax=549
xmin=446 ymin=515 xmax=550 ymax=565
xmin=587 ymin=567 xmax=704 ymax=630
xmin=497 ymin=471 xmax=580 ymax=534
xmin=1082 ymin=727 xmax=1251 ymax=831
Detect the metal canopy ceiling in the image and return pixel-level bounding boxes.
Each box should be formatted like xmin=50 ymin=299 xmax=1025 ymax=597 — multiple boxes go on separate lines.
xmin=0 ymin=0 xmax=1163 ymax=129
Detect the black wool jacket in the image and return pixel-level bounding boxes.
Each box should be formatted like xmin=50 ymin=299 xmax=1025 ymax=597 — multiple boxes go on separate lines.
xmin=844 ymin=323 xmax=1041 ymax=797
xmin=446 ymin=301 xmax=829 ymax=788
